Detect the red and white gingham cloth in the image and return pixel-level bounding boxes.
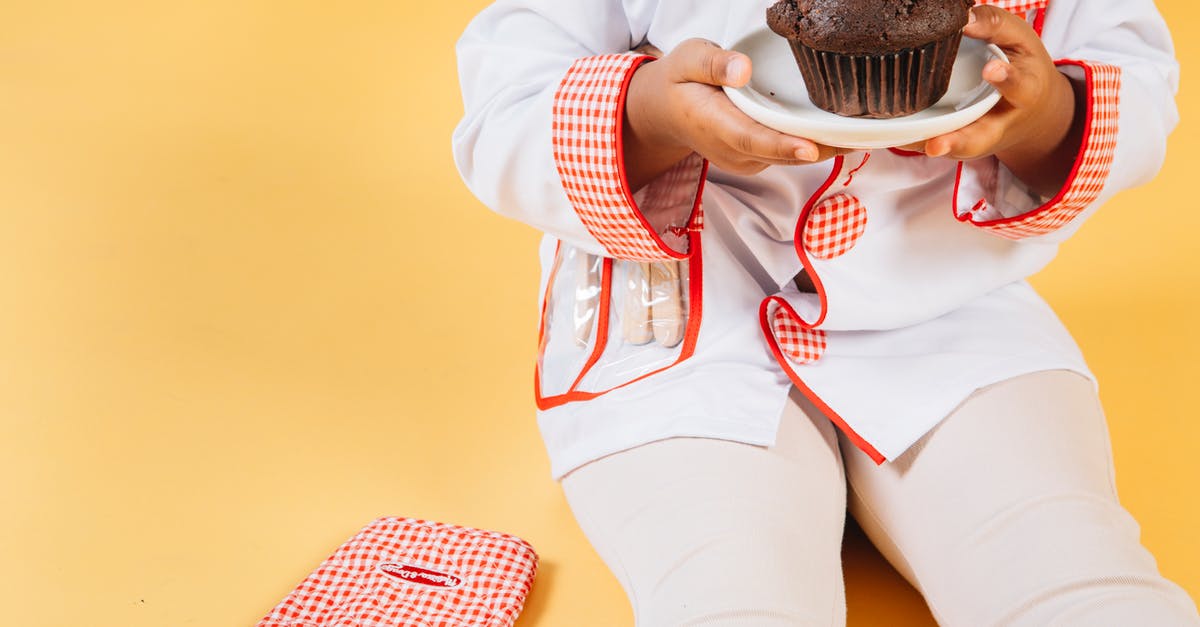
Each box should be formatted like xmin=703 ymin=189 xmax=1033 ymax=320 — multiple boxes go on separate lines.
xmin=258 ymin=518 xmax=538 ymax=627
xmin=553 ymin=53 xmax=704 ymax=262
xmin=979 ymin=0 xmax=1047 ymax=13
xmin=965 ymin=61 xmax=1121 ymax=240
xmin=803 ymin=193 xmax=869 ymax=260
xmin=771 ymin=306 xmax=827 ymax=365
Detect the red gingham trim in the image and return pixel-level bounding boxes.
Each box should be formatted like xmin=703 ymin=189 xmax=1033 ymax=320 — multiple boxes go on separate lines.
xmin=258 ymin=517 xmax=538 ymax=627
xmin=978 ymin=0 xmax=1047 ymax=12
xmin=758 ymin=296 xmax=887 ymax=464
xmin=771 ymin=305 xmax=827 ymax=365
xmin=955 ymin=61 xmax=1120 ymax=240
xmin=803 ymin=193 xmax=868 ymax=260
xmin=552 ymin=54 xmax=704 ymax=262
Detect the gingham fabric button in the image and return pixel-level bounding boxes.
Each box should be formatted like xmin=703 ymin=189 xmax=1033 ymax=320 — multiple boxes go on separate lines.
xmin=971 ymin=61 xmax=1120 ymax=240
xmin=258 ymin=517 xmax=538 ymax=627
xmin=772 ymin=307 xmax=827 ymax=364
xmin=803 ymin=193 xmax=868 ymax=260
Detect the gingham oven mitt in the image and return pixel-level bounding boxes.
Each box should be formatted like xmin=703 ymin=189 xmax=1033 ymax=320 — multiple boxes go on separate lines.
xmin=258 ymin=517 xmax=539 ymax=626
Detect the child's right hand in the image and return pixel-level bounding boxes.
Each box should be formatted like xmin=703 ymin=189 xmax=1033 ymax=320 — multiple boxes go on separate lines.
xmin=623 ymin=39 xmax=843 ymax=190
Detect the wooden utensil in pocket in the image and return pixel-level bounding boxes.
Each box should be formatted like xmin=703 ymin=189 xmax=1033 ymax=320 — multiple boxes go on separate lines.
xmin=649 ymin=261 xmax=684 ymax=348
xmin=622 ymin=262 xmax=654 ymax=345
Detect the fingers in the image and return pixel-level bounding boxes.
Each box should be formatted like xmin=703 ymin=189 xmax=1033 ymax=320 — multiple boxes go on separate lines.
xmin=702 ymin=99 xmax=852 ymax=171
xmin=663 ymin=38 xmax=853 ymax=172
xmin=913 ymin=6 xmax=1056 ymax=160
xmin=688 ymin=89 xmax=812 ymax=160
xmin=915 ymin=56 xmax=1051 ymax=159
xmin=982 ymin=58 xmax=1043 ymax=109
xmin=914 ymin=57 xmax=1031 ymax=158
xmin=924 ymin=107 xmax=1015 ymax=159
xmin=668 ymin=38 xmax=752 ymax=88
xmin=814 ymin=144 xmax=856 ymax=162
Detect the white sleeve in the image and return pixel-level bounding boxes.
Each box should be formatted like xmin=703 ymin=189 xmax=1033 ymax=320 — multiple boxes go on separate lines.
xmin=953 ymin=0 xmax=1178 ymax=244
xmin=452 ymin=1 xmax=708 ymax=261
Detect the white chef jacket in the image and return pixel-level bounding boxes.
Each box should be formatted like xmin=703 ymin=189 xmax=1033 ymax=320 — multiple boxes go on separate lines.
xmin=452 ymin=0 xmax=1179 ymax=479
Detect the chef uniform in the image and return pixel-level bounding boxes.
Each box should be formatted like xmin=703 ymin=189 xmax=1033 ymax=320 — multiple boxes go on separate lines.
xmin=453 ymin=0 xmax=1176 ymax=478
xmin=453 ymin=1 xmax=1200 ymax=624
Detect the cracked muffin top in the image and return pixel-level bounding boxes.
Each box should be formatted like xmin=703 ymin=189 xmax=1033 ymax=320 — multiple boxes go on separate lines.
xmin=767 ymin=0 xmax=975 ymax=54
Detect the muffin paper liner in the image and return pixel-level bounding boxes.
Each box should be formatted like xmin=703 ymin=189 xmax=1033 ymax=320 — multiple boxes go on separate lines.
xmin=790 ymin=32 xmax=963 ymax=119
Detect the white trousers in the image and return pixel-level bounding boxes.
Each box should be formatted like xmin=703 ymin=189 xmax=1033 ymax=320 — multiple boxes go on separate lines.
xmin=560 ymin=371 xmax=1200 ymax=626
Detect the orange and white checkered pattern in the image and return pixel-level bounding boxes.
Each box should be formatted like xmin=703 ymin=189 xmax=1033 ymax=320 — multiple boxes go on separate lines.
xmin=771 ymin=306 xmax=827 ymax=365
xmin=803 ymin=193 xmax=868 ymax=260
xmin=978 ymin=0 xmax=1047 ymax=13
xmin=258 ymin=517 xmax=538 ymax=627
xmin=968 ymin=61 xmax=1121 ymax=240
xmin=634 ymin=152 xmax=707 ymax=234
xmin=553 ymin=54 xmax=704 ymax=262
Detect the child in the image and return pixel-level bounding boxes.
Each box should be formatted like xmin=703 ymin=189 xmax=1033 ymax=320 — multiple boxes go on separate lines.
xmin=453 ymin=0 xmax=1200 ymax=624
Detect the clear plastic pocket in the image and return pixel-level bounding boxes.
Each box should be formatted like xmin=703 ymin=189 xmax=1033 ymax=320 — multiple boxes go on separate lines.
xmin=535 ymin=235 xmax=702 ymax=409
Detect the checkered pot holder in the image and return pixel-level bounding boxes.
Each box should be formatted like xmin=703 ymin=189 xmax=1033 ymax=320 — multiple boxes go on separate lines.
xmin=258 ymin=517 xmax=539 ymax=626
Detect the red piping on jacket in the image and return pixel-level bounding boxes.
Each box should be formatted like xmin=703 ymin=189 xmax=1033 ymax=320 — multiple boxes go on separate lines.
xmin=788 ymin=156 xmax=845 ymax=328
xmin=755 ymin=156 xmax=887 ymax=464
xmin=759 ymin=297 xmax=887 ymax=465
xmin=843 ymin=153 xmax=872 ymax=187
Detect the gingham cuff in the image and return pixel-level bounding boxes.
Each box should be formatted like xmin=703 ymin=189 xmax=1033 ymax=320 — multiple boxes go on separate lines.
xmin=552 ymin=54 xmax=706 ymax=262
xmin=953 ymin=60 xmax=1121 ymax=240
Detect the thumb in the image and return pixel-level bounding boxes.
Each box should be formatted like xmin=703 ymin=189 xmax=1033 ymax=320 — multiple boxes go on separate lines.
xmin=669 ymin=38 xmax=752 ymax=87
xmin=962 ymin=5 xmax=1038 ymax=58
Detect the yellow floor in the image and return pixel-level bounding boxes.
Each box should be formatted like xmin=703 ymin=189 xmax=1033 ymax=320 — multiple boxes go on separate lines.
xmin=0 ymin=2 xmax=1196 ymax=625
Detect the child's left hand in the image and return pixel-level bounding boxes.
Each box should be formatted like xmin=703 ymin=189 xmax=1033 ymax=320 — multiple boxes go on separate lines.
xmin=903 ymin=5 xmax=1083 ymax=197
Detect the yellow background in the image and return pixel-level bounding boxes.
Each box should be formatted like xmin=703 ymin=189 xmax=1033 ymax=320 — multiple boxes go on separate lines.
xmin=0 ymin=1 xmax=1194 ymax=625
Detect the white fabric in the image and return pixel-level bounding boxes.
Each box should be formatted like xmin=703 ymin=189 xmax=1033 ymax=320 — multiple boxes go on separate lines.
xmin=453 ymin=0 xmax=1180 ymax=479
xmin=561 ymin=373 xmax=1200 ymax=626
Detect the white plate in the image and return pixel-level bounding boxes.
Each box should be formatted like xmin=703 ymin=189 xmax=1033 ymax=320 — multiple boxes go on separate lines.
xmin=723 ymin=31 xmax=1006 ymax=149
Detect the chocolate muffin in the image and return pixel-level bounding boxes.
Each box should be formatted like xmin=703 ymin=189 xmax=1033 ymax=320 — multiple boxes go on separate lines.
xmin=767 ymin=0 xmax=975 ymax=119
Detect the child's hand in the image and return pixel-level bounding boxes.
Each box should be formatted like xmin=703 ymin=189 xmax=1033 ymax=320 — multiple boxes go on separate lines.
xmin=624 ymin=39 xmax=845 ymax=190
xmin=907 ymin=6 xmax=1083 ymax=196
